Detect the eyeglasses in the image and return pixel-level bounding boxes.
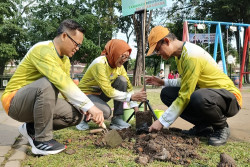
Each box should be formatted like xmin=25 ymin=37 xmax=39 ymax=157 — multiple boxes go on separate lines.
xmin=66 ymin=33 xmax=81 ymax=48
xmin=154 ymin=40 xmax=164 ymax=54
xmin=120 ymin=54 xmax=130 ymax=61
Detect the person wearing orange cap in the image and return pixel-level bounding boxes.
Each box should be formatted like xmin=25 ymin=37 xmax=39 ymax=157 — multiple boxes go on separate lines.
xmin=76 ymin=39 xmax=147 ymax=130
xmin=146 ymin=26 xmax=242 ymax=146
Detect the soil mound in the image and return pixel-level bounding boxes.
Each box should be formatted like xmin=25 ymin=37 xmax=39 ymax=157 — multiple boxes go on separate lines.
xmin=94 ymin=128 xmax=202 ymax=165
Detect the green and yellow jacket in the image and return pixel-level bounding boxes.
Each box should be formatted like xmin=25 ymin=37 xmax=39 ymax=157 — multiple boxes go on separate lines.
xmin=2 ymin=41 xmax=93 ymax=114
xmin=159 ymin=42 xmax=242 ymax=128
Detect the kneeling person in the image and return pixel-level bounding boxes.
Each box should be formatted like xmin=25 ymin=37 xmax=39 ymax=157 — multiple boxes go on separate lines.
xmin=146 ymin=26 xmax=242 ymax=146
xmin=76 ymin=39 xmax=147 ymax=130
xmin=1 ymin=19 xmax=104 ymax=155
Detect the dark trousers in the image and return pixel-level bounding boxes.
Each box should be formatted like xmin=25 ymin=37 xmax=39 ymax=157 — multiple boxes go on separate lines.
xmin=160 ymin=87 xmax=240 ymax=129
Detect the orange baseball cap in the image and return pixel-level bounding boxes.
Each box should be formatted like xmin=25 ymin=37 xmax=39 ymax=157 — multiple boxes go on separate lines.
xmin=147 ymin=26 xmax=169 ymax=56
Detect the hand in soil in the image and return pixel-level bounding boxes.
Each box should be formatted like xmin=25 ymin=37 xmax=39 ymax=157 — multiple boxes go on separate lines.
xmin=149 ymin=120 xmax=163 ymax=132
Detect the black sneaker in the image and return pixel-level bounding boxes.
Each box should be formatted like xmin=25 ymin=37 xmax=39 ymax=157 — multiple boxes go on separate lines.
xmin=18 ymin=123 xmax=35 ymax=147
xmin=32 ymin=139 xmax=66 ymax=155
xmin=208 ymin=126 xmax=230 ymax=146
xmin=182 ymin=124 xmax=214 ymax=137
xmin=19 ymin=123 xmax=66 ymax=155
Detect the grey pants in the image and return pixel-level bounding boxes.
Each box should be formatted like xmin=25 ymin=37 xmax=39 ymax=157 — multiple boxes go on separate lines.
xmin=87 ymin=76 xmax=127 ymax=119
xmin=8 ymin=77 xmax=83 ymax=141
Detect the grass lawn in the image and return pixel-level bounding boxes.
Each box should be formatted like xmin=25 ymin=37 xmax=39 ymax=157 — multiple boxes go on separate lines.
xmin=1 ymin=88 xmax=249 ymax=166
xmin=22 ymin=125 xmax=250 ymax=166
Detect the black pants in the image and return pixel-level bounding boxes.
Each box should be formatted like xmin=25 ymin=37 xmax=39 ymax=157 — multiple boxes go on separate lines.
xmin=160 ymin=87 xmax=240 ymax=129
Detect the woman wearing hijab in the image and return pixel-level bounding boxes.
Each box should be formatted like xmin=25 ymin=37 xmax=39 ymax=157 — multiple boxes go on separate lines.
xmin=76 ymin=39 xmax=147 ymax=130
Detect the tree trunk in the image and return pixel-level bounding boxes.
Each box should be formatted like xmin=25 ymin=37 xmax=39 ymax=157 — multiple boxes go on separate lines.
xmin=0 ymin=59 xmax=8 ymax=75
xmin=133 ymin=41 xmax=143 ymax=86
xmin=153 ymin=58 xmax=160 ymax=76
xmin=132 ymin=11 xmax=152 ymax=86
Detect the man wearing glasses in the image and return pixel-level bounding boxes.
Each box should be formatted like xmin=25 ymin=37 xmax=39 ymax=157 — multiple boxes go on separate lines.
xmin=146 ymin=26 xmax=242 ymax=146
xmin=1 ymin=19 xmax=104 ymax=155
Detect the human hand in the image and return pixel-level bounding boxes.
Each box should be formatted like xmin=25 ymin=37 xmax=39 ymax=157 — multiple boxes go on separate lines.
xmin=84 ymin=112 xmax=91 ymax=122
xmin=131 ymin=88 xmax=147 ymax=102
xmin=149 ymin=120 xmax=163 ymax=132
xmin=133 ymin=107 xmax=139 ymax=113
xmin=87 ymin=106 xmax=104 ymax=127
xmin=145 ymin=75 xmax=164 ymax=86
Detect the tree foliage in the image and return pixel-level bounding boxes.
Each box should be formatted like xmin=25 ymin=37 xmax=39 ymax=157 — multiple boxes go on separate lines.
xmin=25 ymin=0 xmax=102 ymax=65
xmin=1 ymin=0 xmax=127 ymax=75
xmin=0 ymin=0 xmax=28 ymax=75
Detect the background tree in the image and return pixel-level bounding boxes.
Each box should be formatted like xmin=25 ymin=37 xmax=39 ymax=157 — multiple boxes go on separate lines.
xmin=87 ymin=0 xmax=120 ymax=48
xmin=145 ymin=55 xmax=161 ymax=76
xmin=132 ymin=11 xmax=153 ymax=86
xmin=0 ymin=0 xmax=28 ymax=75
xmin=117 ymin=9 xmax=134 ymax=71
xmin=25 ymin=0 xmax=104 ymax=66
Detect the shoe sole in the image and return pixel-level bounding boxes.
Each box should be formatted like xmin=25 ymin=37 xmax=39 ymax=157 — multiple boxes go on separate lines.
xmin=208 ymin=140 xmax=227 ymax=146
xmin=19 ymin=123 xmax=65 ymax=155
xmin=31 ymin=146 xmax=65 ymax=155
xmin=110 ymin=124 xmax=130 ymax=130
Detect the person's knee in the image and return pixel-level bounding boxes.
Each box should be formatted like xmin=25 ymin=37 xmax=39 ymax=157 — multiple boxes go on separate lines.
xmin=160 ymin=87 xmax=170 ymax=98
xmin=113 ymin=76 xmax=127 ymax=91
xmin=100 ymin=104 xmax=112 ymax=119
xmin=117 ymin=75 xmax=127 ymax=83
xmin=37 ymin=77 xmax=58 ymax=95
xmin=160 ymin=87 xmax=177 ymax=107
xmin=189 ymin=89 xmax=209 ymax=111
xmin=116 ymin=76 xmax=127 ymax=86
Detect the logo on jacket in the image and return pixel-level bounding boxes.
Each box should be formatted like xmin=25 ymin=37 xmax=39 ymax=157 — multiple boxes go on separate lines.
xmin=110 ymin=73 xmax=113 ymax=78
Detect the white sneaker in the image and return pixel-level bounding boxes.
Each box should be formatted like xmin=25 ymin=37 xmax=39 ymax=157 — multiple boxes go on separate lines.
xmin=18 ymin=123 xmax=35 ymax=148
xmin=76 ymin=121 xmax=89 ymax=131
xmin=110 ymin=116 xmax=131 ymax=130
xmin=19 ymin=123 xmax=65 ymax=155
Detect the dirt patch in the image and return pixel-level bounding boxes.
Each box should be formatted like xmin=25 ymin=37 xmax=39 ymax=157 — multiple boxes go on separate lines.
xmin=217 ymin=153 xmax=236 ymax=167
xmin=94 ymin=128 xmax=202 ymax=166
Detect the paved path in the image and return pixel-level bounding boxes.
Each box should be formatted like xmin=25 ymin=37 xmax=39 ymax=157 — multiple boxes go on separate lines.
xmin=0 ymin=86 xmax=249 ymax=167
xmin=0 ymin=103 xmax=27 ymax=167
